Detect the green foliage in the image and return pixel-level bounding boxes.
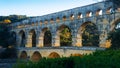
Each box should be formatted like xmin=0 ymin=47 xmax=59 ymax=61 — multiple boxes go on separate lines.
xmin=60 ymin=26 xmax=72 ymax=46
xmin=13 ymin=50 xmax=120 ymax=68
xmin=108 ymin=29 xmax=120 ymax=49
xmin=0 ymin=15 xmax=28 ymax=23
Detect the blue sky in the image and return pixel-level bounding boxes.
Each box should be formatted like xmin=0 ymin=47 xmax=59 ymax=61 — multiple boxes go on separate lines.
xmin=0 ymin=0 xmax=102 ymax=16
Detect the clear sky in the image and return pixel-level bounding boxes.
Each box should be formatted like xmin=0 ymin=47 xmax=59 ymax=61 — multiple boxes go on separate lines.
xmin=0 ymin=0 xmax=102 ymax=16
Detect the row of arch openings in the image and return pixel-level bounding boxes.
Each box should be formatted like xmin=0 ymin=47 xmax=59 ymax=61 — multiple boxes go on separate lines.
xmin=20 ymin=51 xmax=82 ymax=62
xmin=13 ymin=21 xmax=99 ymax=47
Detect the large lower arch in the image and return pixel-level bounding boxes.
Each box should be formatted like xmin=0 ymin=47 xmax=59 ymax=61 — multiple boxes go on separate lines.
xmin=31 ymin=51 xmax=42 ymax=62
xmin=20 ymin=51 xmax=27 ymax=59
xmin=28 ymin=29 xmax=36 ymax=47
xmin=106 ymin=18 xmax=120 ymax=48
xmin=48 ymin=52 xmax=60 ymax=58
xmin=38 ymin=28 xmax=52 ymax=47
xmin=77 ymin=22 xmax=99 ymax=47
xmin=111 ymin=18 xmax=120 ymax=31
xmin=19 ymin=30 xmax=26 ymax=47
xmin=56 ymin=25 xmax=72 ymax=47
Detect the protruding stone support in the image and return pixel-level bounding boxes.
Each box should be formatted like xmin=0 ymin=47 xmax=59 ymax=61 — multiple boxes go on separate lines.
xmin=72 ymin=30 xmax=82 ymax=47
xmin=38 ymin=36 xmax=44 ymax=47
xmin=37 ymin=32 xmax=44 ymax=47
xmin=52 ymin=31 xmax=60 ymax=47
xmin=52 ymin=35 xmax=60 ymax=47
xmin=26 ymin=34 xmax=32 ymax=47
xmin=75 ymin=34 xmax=82 ymax=47
xmin=99 ymin=33 xmax=111 ymax=48
xmin=36 ymin=34 xmax=40 ymax=47
xmin=99 ymin=39 xmax=111 ymax=48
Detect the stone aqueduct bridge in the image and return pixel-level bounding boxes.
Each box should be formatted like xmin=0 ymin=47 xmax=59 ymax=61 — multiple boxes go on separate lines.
xmin=9 ymin=1 xmax=120 ymax=60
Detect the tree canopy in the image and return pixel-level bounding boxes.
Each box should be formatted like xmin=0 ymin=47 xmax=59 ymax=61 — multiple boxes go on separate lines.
xmin=0 ymin=15 xmax=28 ymax=23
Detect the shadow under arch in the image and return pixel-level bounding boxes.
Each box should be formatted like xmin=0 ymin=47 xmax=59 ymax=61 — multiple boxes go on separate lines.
xmin=48 ymin=52 xmax=60 ymax=58
xmin=111 ymin=18 xmax=120 ymax=31
xmin=20 ymin=51 xmax=27 ymax=59
xmin=43 ymin=28 xmax=52 ymax=47
xmin=77 ymin=21 xmax=99 ymax=47
xmin=31 ymin=51 xmax=42 ymax=62
xmin=56 ymin=25 xmax=72 ymax=46
xmin=19 ymin=30 xmax=26 ymax=47
xmin=29 ymin=29 xmax=36 ymax=47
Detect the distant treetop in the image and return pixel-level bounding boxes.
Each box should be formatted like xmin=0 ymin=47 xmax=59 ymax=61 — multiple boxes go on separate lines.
xmin=0 ymin=15 xmax=28 ymax=24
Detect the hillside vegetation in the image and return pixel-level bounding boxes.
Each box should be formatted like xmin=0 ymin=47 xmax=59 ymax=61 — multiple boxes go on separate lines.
xmin=0 ymin=15 xmax=28 ymax=23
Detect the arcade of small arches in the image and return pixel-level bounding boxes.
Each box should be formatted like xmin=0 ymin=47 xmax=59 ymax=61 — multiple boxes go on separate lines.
xmin=11 ymin=21 xmax=102 ymax=48
xmin=20 ymin=51 xmax=61 ymax=61
xmin=11 ymin=14 xmax=120 ymax=49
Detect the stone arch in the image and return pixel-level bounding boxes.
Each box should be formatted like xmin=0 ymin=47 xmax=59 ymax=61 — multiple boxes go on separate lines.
xmin=50 ymin=18 xmax=54 ymax=23
xmin=70 ymin=14 xmax=74 ymax=20
xmin=70 ymin=53 xmax=82 ymax=57
xmin=31 ymin=51 xmax=42 ymax=62
xmin=78 ymin=12 xmax=83 ymax=19
xmin=40 ymin=20 xmax=43 ymax=26
xmin=38 ymin=27 xmax=52 ymax=47
xmin=20 ymin=51 xmax=27 ymax=59
xmin=86 ymin=11 xmax=92 ymax=17
xmin=28 ymin=29 xmax=36 ymax=47
xmin=96 ymin=9 xmax=102 ymax=16
xmin=111 ymin=18 xmax=120 ymax=31
xmin=44 ymin=19 xmax=48 ymax=25
xmin=44 ymin=28 xmax=52 ymax=47
xmin=76 ymin=21 xmax=99 ymax=47
xmin=56 ymin=25 xmax=72 ymax=47
xmin=48 ymin=52 xmax=60 ymax=58
xmin=63 ymin=16 xmax=67 ymax=21
xmin=19 ymin=30 xmax=26 ymax=47
xmin=56 ymin=17 xmax=60 ymax=23
xmin=106 ymin=7 xmax=112 ymax=14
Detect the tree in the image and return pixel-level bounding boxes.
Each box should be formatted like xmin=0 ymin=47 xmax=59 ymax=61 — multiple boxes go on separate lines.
xmin=60 ymin=27 xmax=72 ymax=46
xmin=4 ymin=19 xmax=11 ymax=23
